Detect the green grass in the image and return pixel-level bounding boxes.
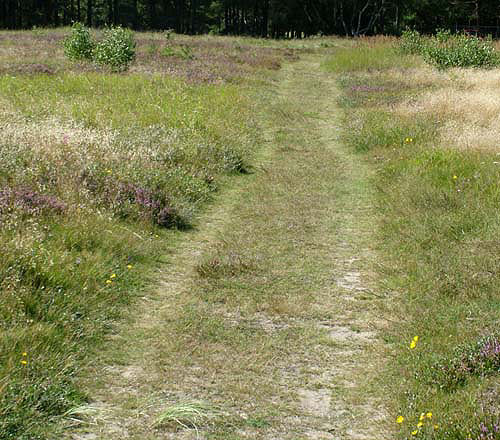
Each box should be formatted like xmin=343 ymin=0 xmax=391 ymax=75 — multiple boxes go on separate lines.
xmin=0 ymin=29 xmax=279 ymax=439
xmin=325 ymin=39 xmax=500 ymax=439
xmin=322 ymin=41 xmax=419 ymax=73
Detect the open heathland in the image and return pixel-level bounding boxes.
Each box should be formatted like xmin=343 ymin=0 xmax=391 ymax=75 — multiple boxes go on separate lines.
xmin=0 ymin=28 xmax=294 ymax=439
xmin=0 ymin=29 xmax=499 ymax=440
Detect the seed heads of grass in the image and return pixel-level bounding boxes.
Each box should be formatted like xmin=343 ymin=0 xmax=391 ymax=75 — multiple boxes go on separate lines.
xmin=154 ymin=401 xmax=218 ymax=433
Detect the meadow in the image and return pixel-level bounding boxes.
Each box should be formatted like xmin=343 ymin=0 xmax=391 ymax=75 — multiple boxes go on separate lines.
xmin=0 ymin=27 xmax=499 ymax=440
xmin=324 ymin=36 xmax=500 ymax=439
xmin=0 ymin=28 xmax=290 ymax=439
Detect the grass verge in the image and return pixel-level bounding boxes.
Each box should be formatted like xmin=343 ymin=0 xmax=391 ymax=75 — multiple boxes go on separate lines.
xmin=325 ymin=37 xmax=500 ymax=439
xmin=0 ymin=30 xmax=282 ymax=439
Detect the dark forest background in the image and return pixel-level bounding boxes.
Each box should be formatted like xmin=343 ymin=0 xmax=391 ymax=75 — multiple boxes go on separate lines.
xmin=1 ymin=1 xmax=500 ymax=38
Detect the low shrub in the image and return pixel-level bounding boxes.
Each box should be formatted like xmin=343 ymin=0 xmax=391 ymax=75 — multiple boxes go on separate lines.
xmin=63 ymin=24 xmax=136 ymax=71
xmin=431 ymin=334 xmax=500 ymax=390
xmin=399 ymin=28 xmax=499 ymax=69
xmin=160 ymin=45 xmax=194 ymax=60
xmin=93 ymin=26 xmax=136 ymax=71
xmin=63 ymin=22 xmax=94 ymax=61
xmin=399 ymin=29 xmax=424 ymax=55
xmin=424 ymin=32 xmax=498 ymax=69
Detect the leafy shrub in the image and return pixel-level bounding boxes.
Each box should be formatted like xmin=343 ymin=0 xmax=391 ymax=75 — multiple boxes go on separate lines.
xmin=93 ymin=26 xmax=136 ymax=71
xmin=161 ymin=46 xmax=176 ymax=57
xmin=163 ymin=28 xmax=174 ymax=40
xmin=399 ymin=29 xmax=424 ymax=55
xmin=160 ymin=45 xmax=194 ymax=60
xmin=399 ymin=29 xmax=499 ymax=69
xmin=63 ymin=22 xmax=94 ymax=61
xmin=423 ymin=32 xmax=498 ymax=69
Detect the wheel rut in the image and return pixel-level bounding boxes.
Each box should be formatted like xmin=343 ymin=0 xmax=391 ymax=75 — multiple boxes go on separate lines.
xmin=69 ymin=54 xmax=391 ymax=440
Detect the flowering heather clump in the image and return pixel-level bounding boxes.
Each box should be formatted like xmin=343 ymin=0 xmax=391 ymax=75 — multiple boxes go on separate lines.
xmin=113 ymin=181 xmax=182 ymax=228
xmin=475 ymin=421 xmax=500 ymax=440
xmin=431 ymin=334 xmax=500 ymax=390
xmin=0 ymin=186 xmax=66 ymax=217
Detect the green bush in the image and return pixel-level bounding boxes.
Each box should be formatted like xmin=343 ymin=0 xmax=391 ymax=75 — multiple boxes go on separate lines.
xmin=63 ymin=22 xmax=94 ymax=61
xmin=424 ymin=32 xmax=498 ymax=69
xmin=93 ymin=26 xmax=136 ymax=72
xmin=399 ymin=29 xmax=424 ymax=55
xmin=399 ymin=29 xmax=499 ymax=69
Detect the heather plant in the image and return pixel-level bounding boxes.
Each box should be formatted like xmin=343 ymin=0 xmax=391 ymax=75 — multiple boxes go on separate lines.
xmin=93 ymin=26 xmax=136 ymax=71
xmin=431 ymin=334 xmax=500 ymax=390
xmin=0 ymin=186 xmax=66 ymax=218
xmin=63 ymin=22 xmax=94 ymax=61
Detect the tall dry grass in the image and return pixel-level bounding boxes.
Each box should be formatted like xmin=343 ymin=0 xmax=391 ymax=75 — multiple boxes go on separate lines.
xmin=397 ymin=68 xmax=500 ymax=152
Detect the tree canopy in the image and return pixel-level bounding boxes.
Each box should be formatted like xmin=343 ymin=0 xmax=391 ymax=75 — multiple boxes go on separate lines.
xmin=1 ymin=0 xmax=499 ymax=37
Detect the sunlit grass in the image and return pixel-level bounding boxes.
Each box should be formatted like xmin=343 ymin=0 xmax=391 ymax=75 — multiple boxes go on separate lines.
xmin=328 ymin=38 xmax=500 ymax=439
xmin=323 ymin=44 xmax=420 ymax=73
xmin=0 ymin=29 xmax=279 ymax=439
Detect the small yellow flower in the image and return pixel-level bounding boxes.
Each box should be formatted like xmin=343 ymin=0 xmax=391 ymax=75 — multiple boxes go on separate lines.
xmin=434 ymin=424 xmax=439 ymax=430
xmin=106 ymin=280 xmax=112 ymax=284
xmin=453 ymin=175 xmax=458 ymax=180
xmin=396 ymin=416 xmax=404 ymax=424
xmin=411 ymin=430 xmax=418 ymax=436
xmin=413 ymin=336 xmax=419 ymax=342
xmin=419 ymin=413 xmax=425 ymax=422
xmin=22 ymin=352 xmax=27 ymax=356
xmin=127 ymin=264 xmax=133 ymax=269
xmin=110 ymin=274 xmax=116 ymax=279
xmin=107 ymin=169 xmax=112 ymax=174
xmin=21 ymin=360 xmax=27 ymax=365
xmin=410 ymin=340 xmax=417 ymax=349
xmin=417 ymin=422 xmax=423 ymax=428
xmin=426 ymin=412 xmax=432 ymax=419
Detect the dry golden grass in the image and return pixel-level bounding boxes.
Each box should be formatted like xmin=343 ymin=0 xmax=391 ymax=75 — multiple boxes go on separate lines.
xmin=396 ymin=67 xmax=500 ymax=152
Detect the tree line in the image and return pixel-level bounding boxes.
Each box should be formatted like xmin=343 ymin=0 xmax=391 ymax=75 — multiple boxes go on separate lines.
xmin=1 ymin=1 xmax=499 ymax=37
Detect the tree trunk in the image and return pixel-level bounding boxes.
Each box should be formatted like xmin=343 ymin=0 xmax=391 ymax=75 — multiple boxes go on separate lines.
xmin=132 ymin=0 xmax=138 ymax=28
xmin=262 ymin=0 xmax=269 ymax=37
xmin=87 ymin=0 xmax=93 ymax=27
xmin=107 ymin=0 xmax=113 ymax=24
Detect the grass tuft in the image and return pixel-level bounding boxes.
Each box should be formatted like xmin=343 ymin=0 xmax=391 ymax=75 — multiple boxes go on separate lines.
xmin=154 ymin=401 xmax=218 ymax=432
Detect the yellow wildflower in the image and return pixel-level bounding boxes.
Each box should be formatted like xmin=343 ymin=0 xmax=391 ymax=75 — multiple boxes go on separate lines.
xmin=413 ymin=336 xmax=419 ymax=342
xmin=22 ymin=352 xmax=27 ymax=356
xmin=434 ymin=424 xmax=439 ymax=430
xmin=107 ymin=169 xmax=112 ymax=174
xmin=419 ymin=413 xmax=425 ymax=422
xmin=127 ymin=264 xmax=133 ymax=269
xmin=110 ymin=274 xmax=116 ymax=279
xmin=426 ymin=412 xmax=432 ymax=419
xmin=411 ymin=430 xmax=418 ymax=436
xmin=417 ymin=422 xmax=423 ymax=428
xmin=410 ymin=340 xmax=417 ymax=349
xmin=453 ymin=175 xmax=458 ymax=180
xmin=21 ymin=360 xmax=27 ymax=365
xmin=396 ymin=416 xmax=404 ymax=424
xmin=106 ymin=280 xmax=112 ymax=284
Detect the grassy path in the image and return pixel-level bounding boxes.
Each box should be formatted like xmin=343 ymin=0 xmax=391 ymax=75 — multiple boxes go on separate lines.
xmin=71 ymin=54 xmax=390 ymax=440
